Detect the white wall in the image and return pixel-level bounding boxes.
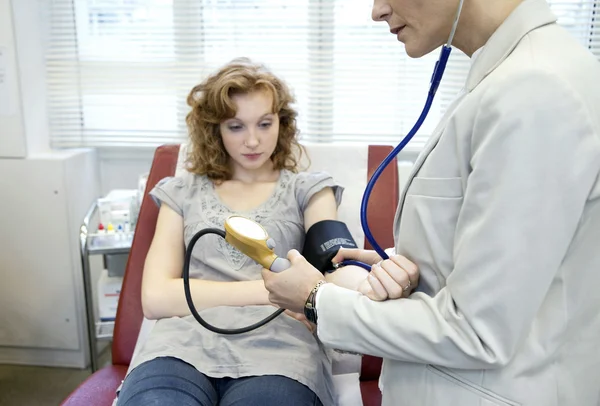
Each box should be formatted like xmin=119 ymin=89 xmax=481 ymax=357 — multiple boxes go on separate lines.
xmin=8 ymin=0 xmax=51 ymax=156
xmin=0 ymin=0 xmax=51 ymax=158
xmin=98 ymin=148 xmax=155 ymax=195
xmin=0 ymin=0 xmax=26 ymax=157
xmin=0 ymin=0 xmax=101 ymax=368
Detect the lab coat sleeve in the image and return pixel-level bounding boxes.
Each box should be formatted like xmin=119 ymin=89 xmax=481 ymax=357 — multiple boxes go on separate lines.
xmin=316 ymin=70 xmax=600 ymax=369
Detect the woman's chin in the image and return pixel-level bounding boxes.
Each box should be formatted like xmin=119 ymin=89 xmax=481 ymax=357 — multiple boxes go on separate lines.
xmin=239 ymin=159 xmax=271 ymax=173
xmin=404 ymin=43 xmax=429 ymax=59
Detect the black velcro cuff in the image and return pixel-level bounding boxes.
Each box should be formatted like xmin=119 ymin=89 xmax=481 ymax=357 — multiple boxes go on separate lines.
xmin=302 ymin=220 xmax=358 ymax=274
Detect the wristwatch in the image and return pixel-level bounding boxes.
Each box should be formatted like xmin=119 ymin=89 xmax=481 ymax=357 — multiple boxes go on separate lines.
xmin=304 ymin=280 xmax=326 ymax=324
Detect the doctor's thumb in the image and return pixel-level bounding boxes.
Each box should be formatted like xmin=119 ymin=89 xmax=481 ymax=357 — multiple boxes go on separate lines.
xmin=261 ymin=268 xmax=273 ymax=283
xmin=287 ymin=249 xmax=304 ymax=263
xmin=332 ymin=247 xmax=358 ymax=263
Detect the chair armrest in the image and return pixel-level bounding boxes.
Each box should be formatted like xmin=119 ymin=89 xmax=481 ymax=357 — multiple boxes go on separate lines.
xmin=60 ymin=365 xmax=128 ymax=406
xmin=360 ymin=379 xmax=383 ymax=406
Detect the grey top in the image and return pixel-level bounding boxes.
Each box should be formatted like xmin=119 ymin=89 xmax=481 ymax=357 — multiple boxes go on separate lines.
xmin=128 ymin=169 xmax=343 ymax=406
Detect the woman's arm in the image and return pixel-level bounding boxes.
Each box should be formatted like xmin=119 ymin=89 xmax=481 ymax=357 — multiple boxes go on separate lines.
xmin=141 ymin=204 xmax=271 ymax=320
xmin=302 ymin=187 xmax=369 ymax=290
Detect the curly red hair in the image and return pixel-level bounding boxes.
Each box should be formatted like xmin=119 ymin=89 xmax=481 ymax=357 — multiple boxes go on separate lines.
xmin=185 ymin=58 xmax=305 ymax=182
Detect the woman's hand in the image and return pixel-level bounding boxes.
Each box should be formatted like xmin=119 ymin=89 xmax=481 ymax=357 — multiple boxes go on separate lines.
xmin=357 ymin=255 xmax=420 ymax=301
xmin=331 ymin=248 xmax=383 ymax=266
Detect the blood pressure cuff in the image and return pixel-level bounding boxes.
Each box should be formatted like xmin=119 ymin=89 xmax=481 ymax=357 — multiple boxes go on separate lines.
xmin=302 ymin=220 xmax=358 ymax=274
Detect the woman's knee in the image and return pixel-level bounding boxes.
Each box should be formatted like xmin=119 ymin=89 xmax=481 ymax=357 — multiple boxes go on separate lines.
xmin=219 ymin=375 xmax=322 ymax=406
xmin=116 ymin=357 xmax=217 ymax=406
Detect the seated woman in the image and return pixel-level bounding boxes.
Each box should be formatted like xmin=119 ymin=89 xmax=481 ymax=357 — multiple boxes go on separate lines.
xmin=116 ymin=58 xmax=417 ymax=406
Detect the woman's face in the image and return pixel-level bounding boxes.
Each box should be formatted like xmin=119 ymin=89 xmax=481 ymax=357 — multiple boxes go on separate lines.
xmin=372 ymin=0 xmax=460 ymax=58
xmin=219 ymin=90 xmax=280 ymax=178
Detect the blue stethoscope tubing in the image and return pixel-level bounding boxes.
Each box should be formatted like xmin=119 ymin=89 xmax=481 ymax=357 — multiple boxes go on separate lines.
xmin=339 ymin=0 xmax=464 ymax=271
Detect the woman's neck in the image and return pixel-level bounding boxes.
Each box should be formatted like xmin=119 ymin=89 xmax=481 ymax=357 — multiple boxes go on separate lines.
xmin=230 ymin=161 xmax=279 ymax=184
xmin=453 ymin=0 xmax=523 ymax=57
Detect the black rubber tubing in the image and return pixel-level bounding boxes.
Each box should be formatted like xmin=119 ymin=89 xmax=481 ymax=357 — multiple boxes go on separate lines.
xmin=183 ymin=228 xmax=285 ymax=334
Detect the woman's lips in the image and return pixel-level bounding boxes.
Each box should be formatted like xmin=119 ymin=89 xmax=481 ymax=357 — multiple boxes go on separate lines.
xmin=391 ymin=25 xmax=406 ymax=40
xmin=243 ymin=153 xmax=263 ymax=161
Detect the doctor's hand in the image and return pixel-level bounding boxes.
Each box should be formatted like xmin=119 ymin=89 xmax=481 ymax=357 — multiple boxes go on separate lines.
xmin=284 ymin=310 xmax=316 ymax=333
xmin=261 ymin=250 xmax=324 ymax=314
xmin=358 ymin=255 xmax=419 ymax=300
xmin=332 ymin=248 xmax=383 ymax=266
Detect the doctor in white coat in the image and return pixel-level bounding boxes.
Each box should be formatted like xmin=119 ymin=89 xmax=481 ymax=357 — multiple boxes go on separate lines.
xmin=262 ymin=0 xmax=600 ymax=405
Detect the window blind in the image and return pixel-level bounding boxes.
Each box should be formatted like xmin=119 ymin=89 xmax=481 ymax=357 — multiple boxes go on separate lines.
xmin=42 ymin=0 xmax=600 ymax=150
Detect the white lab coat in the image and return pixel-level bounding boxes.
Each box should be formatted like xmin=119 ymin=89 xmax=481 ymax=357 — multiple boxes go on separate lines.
xmin=316 ymin=0 xmax=600 ymax=405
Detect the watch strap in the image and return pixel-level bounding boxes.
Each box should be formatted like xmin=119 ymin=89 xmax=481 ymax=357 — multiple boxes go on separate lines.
xmin=304 ymin=280 xmax=326 ymax=324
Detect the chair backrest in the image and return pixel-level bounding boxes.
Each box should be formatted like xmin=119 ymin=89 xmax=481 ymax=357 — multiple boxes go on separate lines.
xmin=111 ymin=143 xmax=398 ymax=383
xmin=112 ymin=145 xmax=180 ymax=366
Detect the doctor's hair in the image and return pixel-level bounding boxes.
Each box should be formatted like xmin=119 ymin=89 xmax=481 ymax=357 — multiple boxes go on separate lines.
xmin=184 ymin=57 xmax=306 ymax=182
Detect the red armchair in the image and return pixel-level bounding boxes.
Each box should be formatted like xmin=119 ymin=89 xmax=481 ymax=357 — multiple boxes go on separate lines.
xmin=61 ymin=144 xmax=398 ymax=406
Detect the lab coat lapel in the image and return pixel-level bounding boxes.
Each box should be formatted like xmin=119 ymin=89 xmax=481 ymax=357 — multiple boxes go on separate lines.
xmin=393 ymin=91 xmax=467 ymax=243
xmin=393 ymin=133 xmax=440 ymax=242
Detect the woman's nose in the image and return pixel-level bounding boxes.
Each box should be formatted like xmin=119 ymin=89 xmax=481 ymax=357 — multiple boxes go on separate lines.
xmin=245 ymin=131 xmax=260 ymax=148
xmin=372 ymin=1 xmax=392 ymax=22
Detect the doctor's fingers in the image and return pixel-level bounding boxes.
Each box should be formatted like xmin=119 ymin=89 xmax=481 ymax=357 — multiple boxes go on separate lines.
xmin=287 ymin=249 xmax=305 ymax=264
xmin=388 ymin=255 xmax=419 ymax=290
xmin=371 ymin=264 xmax=404 ymax=299
xmin=371 ymin=260 xmax=412 ymax=299
xmin=364 ymin=274 xmax=389 ymax=301
xmin=284 ymin=310 xmax=315 ymax=333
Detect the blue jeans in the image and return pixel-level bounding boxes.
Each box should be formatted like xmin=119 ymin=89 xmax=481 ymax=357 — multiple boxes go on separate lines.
xmin=116 ymin=357 xmax=324 ymax=406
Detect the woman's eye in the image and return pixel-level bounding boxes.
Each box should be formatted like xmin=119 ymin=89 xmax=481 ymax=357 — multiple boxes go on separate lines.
xmin=259 ymin=121 xmax=272 ymax=128
xmin=228 ymin=124 xmax=243 ymax=131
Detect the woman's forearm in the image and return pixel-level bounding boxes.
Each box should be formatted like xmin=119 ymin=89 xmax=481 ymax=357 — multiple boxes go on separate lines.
xmin=325 ymin=265 xmax=369 ymax=291
xmin=143 ymin=278 xmax=271 ymax=320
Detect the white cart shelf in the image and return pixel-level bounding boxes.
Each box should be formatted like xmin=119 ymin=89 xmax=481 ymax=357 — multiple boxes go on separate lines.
xmin=80 ymin=201 xmax=134 ymax=372
xmin=96 ymin=320 xmax=116 ymax=340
